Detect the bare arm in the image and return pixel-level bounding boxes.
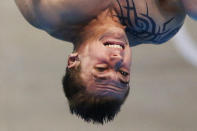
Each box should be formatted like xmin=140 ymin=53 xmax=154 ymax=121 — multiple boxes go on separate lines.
xmin=180 ymin=0 xmax=197 ymax=20
xmin=15 ymin=0 xmax=112 ymax=32
xmin=15 ymin=0 xmax=40 ymax=29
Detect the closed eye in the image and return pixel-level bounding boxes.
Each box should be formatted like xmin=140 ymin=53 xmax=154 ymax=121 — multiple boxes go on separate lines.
xmin=94 ymin=64 xmax=108 ymax=72
xmin=96 ymin=67 xmax=107 ymax=72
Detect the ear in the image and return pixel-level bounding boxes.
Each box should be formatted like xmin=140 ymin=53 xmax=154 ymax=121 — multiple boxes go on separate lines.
xmin=67 ymin=53 xmax=80 ymax=69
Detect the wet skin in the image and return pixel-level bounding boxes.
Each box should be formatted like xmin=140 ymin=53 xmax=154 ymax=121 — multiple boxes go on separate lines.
xmin=76 ymin=26 xmax=132 ymax=100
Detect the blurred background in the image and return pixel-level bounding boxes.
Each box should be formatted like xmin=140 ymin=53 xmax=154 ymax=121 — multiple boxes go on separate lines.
xmin=1 ymin=1 xmax=197 ymax=131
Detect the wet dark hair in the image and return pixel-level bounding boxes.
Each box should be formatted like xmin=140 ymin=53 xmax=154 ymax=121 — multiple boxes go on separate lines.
xmin=62 ymin=9 xmax=129 ymax=124
xmin=62 ymin=66 xmax=84 ymax=100
xmin=62 ymin=66 xmax=129 ymax=124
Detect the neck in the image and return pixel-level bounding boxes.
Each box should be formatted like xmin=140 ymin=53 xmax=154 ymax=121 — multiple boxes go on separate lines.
xmin=73 ymin=8 xmax=123 ymax=50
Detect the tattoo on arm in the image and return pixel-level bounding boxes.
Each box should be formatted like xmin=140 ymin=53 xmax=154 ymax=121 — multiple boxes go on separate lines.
xmin=116 ymin=0 xmax=182 ymax=46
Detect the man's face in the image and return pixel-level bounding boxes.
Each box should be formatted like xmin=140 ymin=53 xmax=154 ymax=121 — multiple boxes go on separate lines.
xmin=66 ymin=20 xmax=132 ymax=123
xmin=78 ymin=26 xmax=132 ymax=101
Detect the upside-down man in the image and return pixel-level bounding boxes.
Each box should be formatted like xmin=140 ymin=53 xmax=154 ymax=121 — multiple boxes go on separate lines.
xmin=15 ymin=0 xmax=197 ymax=124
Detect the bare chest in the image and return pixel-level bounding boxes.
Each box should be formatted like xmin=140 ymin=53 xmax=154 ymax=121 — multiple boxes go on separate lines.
xmin=113 ymin=0 xmax=186 ymax=46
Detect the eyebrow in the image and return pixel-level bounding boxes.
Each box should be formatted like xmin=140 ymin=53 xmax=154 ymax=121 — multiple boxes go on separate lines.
xmin=92 ymin=70 xmax=130 ymax=86
xmin=119 ymin=78 xmax=129 ymax=85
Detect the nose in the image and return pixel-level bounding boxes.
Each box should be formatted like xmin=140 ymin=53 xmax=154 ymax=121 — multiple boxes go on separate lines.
xmin=110 ymin=53 xmax=123 ymax=70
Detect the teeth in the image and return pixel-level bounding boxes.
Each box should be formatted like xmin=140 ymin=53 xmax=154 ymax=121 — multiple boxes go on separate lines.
xmin=106 ymin=44 xmax=123 ymax=49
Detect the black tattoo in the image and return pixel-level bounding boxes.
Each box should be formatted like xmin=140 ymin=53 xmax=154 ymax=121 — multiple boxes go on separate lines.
xmin=116 ymin=0 xmax=182 ymax=46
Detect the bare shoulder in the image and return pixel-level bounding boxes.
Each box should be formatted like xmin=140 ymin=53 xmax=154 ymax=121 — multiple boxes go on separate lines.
xmin=15 ymin=0 xmax=41 ymax=28
xmin=113 ymin=0 xmax=186 ymax=46
xmin=179 ymin=0 xmax=197 ymax=20
xmin=158 ymin=0 xmax=185 ymax=13
xmin=159 ymin=0 xmax=197 ymax=20
xmin=15 ymin=0 xmax=112 ymax=41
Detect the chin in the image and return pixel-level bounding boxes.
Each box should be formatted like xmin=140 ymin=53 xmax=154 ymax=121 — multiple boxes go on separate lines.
xmin=68 ymin=87 xmax=129 ymax=124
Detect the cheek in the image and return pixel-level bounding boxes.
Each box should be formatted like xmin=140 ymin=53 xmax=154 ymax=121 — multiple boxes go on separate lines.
xmin=88 ymin=44 xmax=106 ymax=56
xmin=124 ymin=49 xmax=132 ymax=64
xmin=90 ymin=48 xmax=109 ymax=59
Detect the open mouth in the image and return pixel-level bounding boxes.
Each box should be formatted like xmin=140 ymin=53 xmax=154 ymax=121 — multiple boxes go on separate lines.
xmin=103 ymin=41 xmax=125 ymax=50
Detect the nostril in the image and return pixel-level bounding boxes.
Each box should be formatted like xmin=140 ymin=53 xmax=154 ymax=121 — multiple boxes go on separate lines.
xmin=111 ymin=54 xmax=122 ymax=59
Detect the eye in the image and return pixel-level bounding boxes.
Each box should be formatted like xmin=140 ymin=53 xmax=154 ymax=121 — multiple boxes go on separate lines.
xmin=96 ymin=67 xmax=107 ymax=72
xmin=119 ymin=70 xmax=129 ymax=77
xmin=95 ymin=64 xmax=108 ymax=72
